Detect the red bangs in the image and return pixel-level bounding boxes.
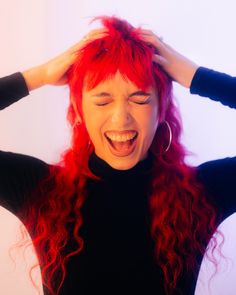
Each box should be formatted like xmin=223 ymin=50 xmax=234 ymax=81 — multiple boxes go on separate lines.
xmin=70 ymin=36 xmax=155 ymax=91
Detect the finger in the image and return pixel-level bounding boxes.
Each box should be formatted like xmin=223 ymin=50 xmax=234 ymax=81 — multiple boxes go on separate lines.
xmin=138 ymin=29 xmax=163 ymax=41
xmin=88 ymin=28 xmax=109 ymax=36
xmin=152 ymin=54 xmax=168 ymax=66
xmin=139 ymin=35 xmax=168 ymax=58
xmin=138 ymin=30 xmax=162 ymax=43
xmin=68 ymin=32 xmax=108 ymax=54
xmin=82 ymin=29 xmax=109 ymax=41
xmin=138 ymin=29 xmax=153 ymax=35
xmin=140 ymin=33 xmax=164 ymax=46
xmin=87 ymin=31 xmax=109 ymax=40
xmin=80 ymin=31 xmax=108 ymax=45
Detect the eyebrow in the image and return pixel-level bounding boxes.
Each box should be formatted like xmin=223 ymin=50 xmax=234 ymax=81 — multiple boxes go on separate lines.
xmin=91 ymin=91 xmax=151 ymax=97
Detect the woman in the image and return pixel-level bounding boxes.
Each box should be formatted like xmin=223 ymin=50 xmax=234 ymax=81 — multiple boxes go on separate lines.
xmin=0 ymin=16 xmax=236 ymax=295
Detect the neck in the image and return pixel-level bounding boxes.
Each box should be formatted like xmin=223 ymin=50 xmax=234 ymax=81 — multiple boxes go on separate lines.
xmin=88 ymin=151 xmax=154 ymax=181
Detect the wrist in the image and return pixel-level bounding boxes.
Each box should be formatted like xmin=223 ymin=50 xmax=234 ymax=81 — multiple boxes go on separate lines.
xmin=185 ymin=64 xmax=198 ymax=88
xmin=22 ymin=65 xmax=45 ymax=91
xmin=187 ymin=64 xmax=199 ymax=88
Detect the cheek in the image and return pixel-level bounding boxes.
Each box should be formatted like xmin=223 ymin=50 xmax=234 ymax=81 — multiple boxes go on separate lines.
xmin=83 ymin=115 xmax=99 ymax=140
xmin=139 ymin=106 xmax=159 ymax=136
xmin=82 ymin=107 xmax=106 ymax=142
xmin=82 ymin=103 xmax=96 ymax=140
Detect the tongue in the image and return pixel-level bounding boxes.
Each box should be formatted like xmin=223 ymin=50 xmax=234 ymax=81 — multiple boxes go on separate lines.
xmin=111 ymin=140 xmax=132 ymax=152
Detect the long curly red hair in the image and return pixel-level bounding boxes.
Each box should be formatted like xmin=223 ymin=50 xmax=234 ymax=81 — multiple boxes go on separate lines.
xmin=20 ymin=16 xmax=220 ymax=295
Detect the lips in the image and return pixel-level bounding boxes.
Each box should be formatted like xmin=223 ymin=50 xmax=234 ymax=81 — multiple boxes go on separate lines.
xmin=104 ymin=130 xmax=138 ymax=157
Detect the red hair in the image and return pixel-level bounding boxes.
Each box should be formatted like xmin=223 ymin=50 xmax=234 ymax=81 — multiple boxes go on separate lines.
xmin=20 ymin=16 xmax=220 ymax=295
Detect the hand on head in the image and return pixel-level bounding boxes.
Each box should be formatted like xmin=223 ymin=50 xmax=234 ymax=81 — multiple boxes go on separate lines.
xmin=23 ymin=25 xmax=198 ymax=91
xmin=40 ymin=28 xmax=109 ymax=86
xmin=23 ymin=29 xmax=108 ymax=91
xmin=138 ymin=29 xmax=199 ymax=88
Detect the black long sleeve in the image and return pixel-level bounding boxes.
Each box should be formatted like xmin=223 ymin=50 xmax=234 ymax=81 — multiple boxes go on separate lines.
xmin=0 ymin=72 xmax=48 ymax=214
xmin=0 ymin=151 xmax=49 ymax=214
xmin=191 ymin=67 xmax=236 ymax=220
xmin=190 ymin=66 xmax=236 ymax=108
xmin=0 ymin=72 xmax=29 ymax=109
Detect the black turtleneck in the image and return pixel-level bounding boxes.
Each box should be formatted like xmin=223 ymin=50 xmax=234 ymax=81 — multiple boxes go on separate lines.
xmin=88 ymin=150 xmax=154 ymax=179
xmin=58 ymin=152 xmax=168 ymax=295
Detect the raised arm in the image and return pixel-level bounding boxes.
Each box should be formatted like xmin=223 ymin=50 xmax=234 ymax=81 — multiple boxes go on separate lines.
xmin=138 ymin=30 xmax=236 ymax=220
xmin=138 ymin=29 xmax=198 ymax=88
xmin=0 ymin=44 xmax=80 ymax=212
xmin=0 ymin=28 xmax=108 ymax=109
xmin=0 ymin=41 xmax=85 ymax=109
xmin=0 ymin=29 xmax=108 ymax=214
xmin=138 ymin=29 xmax=236 ymax=109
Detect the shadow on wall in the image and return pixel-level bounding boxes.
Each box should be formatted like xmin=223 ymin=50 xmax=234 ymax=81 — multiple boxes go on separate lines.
xmin=195 ymin=212 xmax=236 ymax=295
xmin=0 ymin=206 xmax=43 ymax=295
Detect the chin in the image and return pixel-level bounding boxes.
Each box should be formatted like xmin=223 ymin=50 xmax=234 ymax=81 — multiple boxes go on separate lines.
xmin=105 ymin=156 xmax=141 ymax=171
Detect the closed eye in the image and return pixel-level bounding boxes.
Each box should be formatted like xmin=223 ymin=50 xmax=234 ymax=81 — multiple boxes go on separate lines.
xmin=96 ymin=103 xmax=107 ymax=107
xmin=94 ymin=94 xmax=151 ymax=106
xmin=95 ymin=102 xmax=109 ymax=106
xmin=95 ymin=99 xmax=151 ymax=106
xmin=132 ymin=97 xmax=151 ymax=105
xmin=134 ymin=101 xmax=150 ymax=105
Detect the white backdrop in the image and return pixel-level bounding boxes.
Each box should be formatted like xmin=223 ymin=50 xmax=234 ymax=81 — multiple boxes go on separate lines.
xmin=0 ymin=0 xmax=236 ymax=294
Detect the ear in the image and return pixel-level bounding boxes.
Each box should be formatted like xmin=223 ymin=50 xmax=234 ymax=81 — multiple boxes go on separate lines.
xmin=71 ymin=95 xmax=82 ymax=123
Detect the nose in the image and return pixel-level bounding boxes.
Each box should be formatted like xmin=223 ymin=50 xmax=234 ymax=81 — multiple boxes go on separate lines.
xmin=111 ymin=102 xmax=132 ymax=127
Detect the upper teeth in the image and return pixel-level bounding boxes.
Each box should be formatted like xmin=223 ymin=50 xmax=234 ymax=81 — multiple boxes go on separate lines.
xmin=105 ymin=131 xmax=137 ymax=142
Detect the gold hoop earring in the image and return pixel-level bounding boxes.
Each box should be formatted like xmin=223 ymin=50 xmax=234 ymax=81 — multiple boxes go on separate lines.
xmin=162 ymin=120 xmax=172 ymax=154
xmin=154 ymin=120 xmax=172 ymax=156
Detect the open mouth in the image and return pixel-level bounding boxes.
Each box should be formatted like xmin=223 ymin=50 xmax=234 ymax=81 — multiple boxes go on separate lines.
xmin=104 ymin=131 xmax=138 ymax=157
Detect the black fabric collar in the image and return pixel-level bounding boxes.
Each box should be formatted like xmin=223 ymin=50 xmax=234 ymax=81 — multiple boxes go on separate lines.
xmin=88 ymin=151 xmax=154 ymax=181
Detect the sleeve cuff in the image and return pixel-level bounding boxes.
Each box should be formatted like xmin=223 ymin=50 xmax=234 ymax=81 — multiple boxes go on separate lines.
xmin=0 ymin=72 xmax=29 ymax=110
